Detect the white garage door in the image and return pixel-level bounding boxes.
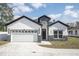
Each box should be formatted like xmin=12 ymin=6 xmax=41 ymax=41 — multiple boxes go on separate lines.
xmin=10 ymin=30 xmax=38 ymax=42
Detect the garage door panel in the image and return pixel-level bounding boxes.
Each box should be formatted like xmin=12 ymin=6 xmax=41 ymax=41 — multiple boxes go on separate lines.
xmin=12 ymin=35 xmax=32 ymax=42
xmin=11 ymin=33 xmax=38 ymax=42
xmin=10 ymin=30 xmax=38 ymax=42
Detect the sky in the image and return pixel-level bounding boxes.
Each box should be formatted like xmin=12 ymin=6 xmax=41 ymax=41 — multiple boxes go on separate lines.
xmin=8 ymin=3 xmax=79 ymax=23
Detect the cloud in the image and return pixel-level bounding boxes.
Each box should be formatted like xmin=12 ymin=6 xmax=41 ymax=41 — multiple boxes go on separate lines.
xmin=10 ymin=3 xmax=33 ymax=15
xmin=32 ymin=17 xmax=38 ymax=19
xmin=64 ymin=9 xmax=78 ymax=18
xmin=48 ymin=14 xmax=62 ymax=22
xmin=8 ymin=3 xmax=25 ymax=8
xmin=48 ymin=5 xmax=79 ymax=22
xmin=31 ymin=3 xmax=46 ymax=9
xmin=65 ymin=5 xmax=74 ymax=10
xmin=64 ymin=5 xmax=78 ymax=18
xmin=10 ymin=3 xmax=46 ymax=15
xmin=17 ymin=6 xmax=33 ymax=13
xmin=48 ymin=14 xmax=62 ymax=19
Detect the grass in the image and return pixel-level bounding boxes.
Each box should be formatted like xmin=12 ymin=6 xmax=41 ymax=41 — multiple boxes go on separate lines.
xmin=40 ymin=37 xmax=79 ymax=49
xmin=0 ymin=41 xmax=9 ymax=46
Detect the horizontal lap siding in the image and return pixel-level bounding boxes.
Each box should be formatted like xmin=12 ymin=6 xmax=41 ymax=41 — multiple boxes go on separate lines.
xmin=7 ymin=18 xmax=41 ymax=36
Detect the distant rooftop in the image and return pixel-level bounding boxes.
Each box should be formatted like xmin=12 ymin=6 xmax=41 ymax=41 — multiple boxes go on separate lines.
xmin=67 ymin=21 xmax=79 ymax=29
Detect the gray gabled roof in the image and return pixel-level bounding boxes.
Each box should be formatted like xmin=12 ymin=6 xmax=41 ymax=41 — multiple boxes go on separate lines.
xmin=5 ymin=15 xmax=69 ymax=28
xmin=49 ymin=21 xmax=69 ymax=27
xmin=5 ymin=16 xmax=42 ymax=26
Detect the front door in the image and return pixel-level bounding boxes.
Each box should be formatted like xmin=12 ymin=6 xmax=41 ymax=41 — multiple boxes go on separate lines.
xmin=42 ymin=29 xmax=46 ymax=40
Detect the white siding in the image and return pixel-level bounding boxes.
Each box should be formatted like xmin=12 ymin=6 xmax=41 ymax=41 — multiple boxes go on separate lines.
xmin=41 ymin=21 xmax=48 ymax=28
xmin=7 ymin=18 xmax=41 ymax=35
xmin=49 ymin=22 xmax=68 ymax=36
xmin=77 ymin=29 xmax=79 ymax=36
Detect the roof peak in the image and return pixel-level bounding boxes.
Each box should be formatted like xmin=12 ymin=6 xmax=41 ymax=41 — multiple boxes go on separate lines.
xmin=5 ymin=16 xmax=42 ymax=26
xmin=49 ymin=20 xmax=69 ymax=27
xmin=38 ymin=15 xmax=51 ymax=19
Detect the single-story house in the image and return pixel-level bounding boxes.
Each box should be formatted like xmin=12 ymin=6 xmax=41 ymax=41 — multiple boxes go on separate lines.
xmin=5 ymin=15 xmax=69 ymax=42
xmin=68 ymin=22 xmax=79 ymax=37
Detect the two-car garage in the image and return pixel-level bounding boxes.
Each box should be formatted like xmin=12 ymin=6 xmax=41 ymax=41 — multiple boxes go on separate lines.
xmin=10 ymin=30 xmax=38 ymax=42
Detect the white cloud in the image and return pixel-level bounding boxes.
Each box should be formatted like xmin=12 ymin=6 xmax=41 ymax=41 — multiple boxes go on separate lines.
xmin=64 ymin=9 xmax=78 ymax=18
xmin=48 ymin=14 xmax=62 ymax=19
xmin=9 ymin=3 xmax=46 ymax=15
xmin=17 ymin=6 xmax=33 ymax=13
xmin=31 ymin=3 xmax=46 ymax=9
xmin=64 ymin=5 xmax=78 ymax=18
xmin=65 ymin=5 xmax=74 ymax=10
xmin=32 ymin=17 xmax=38 ymax=19
xmin=48 ymin=14 xmax=62 ymax=22
xmin=8 ymin=3 xmax=25 ymax=8
xmin=11 ymin=3 xmax=33 ymax=15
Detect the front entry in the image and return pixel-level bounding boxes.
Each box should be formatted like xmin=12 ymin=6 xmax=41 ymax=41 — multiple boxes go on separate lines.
xmin=42 ymin=29 xmax=46 ymax=40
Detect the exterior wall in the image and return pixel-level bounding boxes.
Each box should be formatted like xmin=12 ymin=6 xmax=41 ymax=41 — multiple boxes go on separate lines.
xmin=49 ymin=22 xmax=68 ymax=40
xmin=40 ymin=20 xmax=49 ymax=40
xmin=7 ymin=18 xmax=41 ymax=36
xmin=48 ymin=35 xmax=68 ymax=40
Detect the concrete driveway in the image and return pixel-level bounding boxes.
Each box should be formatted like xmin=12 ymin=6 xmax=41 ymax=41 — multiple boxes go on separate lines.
xmin=0 ymin=42 xmax=79 ymax=56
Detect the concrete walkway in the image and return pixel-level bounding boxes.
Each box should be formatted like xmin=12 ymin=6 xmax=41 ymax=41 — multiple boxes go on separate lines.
xmin=0 ymin=42 xmax=79 ymax=56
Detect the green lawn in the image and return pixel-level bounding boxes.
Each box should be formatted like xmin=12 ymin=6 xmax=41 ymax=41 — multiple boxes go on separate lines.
xmin=0 ymin=41 xmax=9 ymax=46
xmin=40 ymin=37 xmax=79 ymax=49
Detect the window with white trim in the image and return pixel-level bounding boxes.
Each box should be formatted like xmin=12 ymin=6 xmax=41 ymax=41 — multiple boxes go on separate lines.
xmin=54 ymin=30 xmax=63 ymax=39
xmin=54 ymin=30 xmax=57 ymax=38
xmin=59 ymin=31 xmax=63 ymax=38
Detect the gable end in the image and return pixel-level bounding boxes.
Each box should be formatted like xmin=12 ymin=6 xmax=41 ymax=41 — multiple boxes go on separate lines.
xmin=49 ymin=21 xmax=69 ymax=27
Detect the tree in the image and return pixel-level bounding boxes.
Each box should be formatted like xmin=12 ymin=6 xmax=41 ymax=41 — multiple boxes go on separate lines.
xmin=0 ymin=3 xmax=13 ymax=31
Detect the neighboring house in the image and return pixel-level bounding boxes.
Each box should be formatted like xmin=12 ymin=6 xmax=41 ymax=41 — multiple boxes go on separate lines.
xmin=5 ymin=15 xmax=69 ymax=42
xmin=68 ymin=22 xmax=79 ymax=37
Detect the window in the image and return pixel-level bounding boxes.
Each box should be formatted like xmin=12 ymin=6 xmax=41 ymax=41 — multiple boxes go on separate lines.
xmin=11 ymin=30 xmax=37 ymax=33
xmin=28 ymin=30 xmax=30 ymax=33
xmin=19 ymin=30 xmax=21 ymax=32
xmin=25 ymin=31 xmax=27 ymax=33
xmin=54 ymin=30 xmax=63 ymax=39
xmin=22 ymin=30 xmax=24 ymax=32
xmin=54 ymin=31 xmax=57 ymax=38
xmin=32 ymin=31 xmax=33 ymax=33
xmin=59 ymin=31 xmax=63 ymax=38
xmin=16 ymin=30 xmax=18 ymax=32
xmin=12 ymin=30 xmax=14 ymax=32
xmin=68 ymin=31 xmax=73 ymax=35
xmin=75 ymin=30 xmax=77 ymax=35
xmin=34 ymin=31 xmax=37 ymax=33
